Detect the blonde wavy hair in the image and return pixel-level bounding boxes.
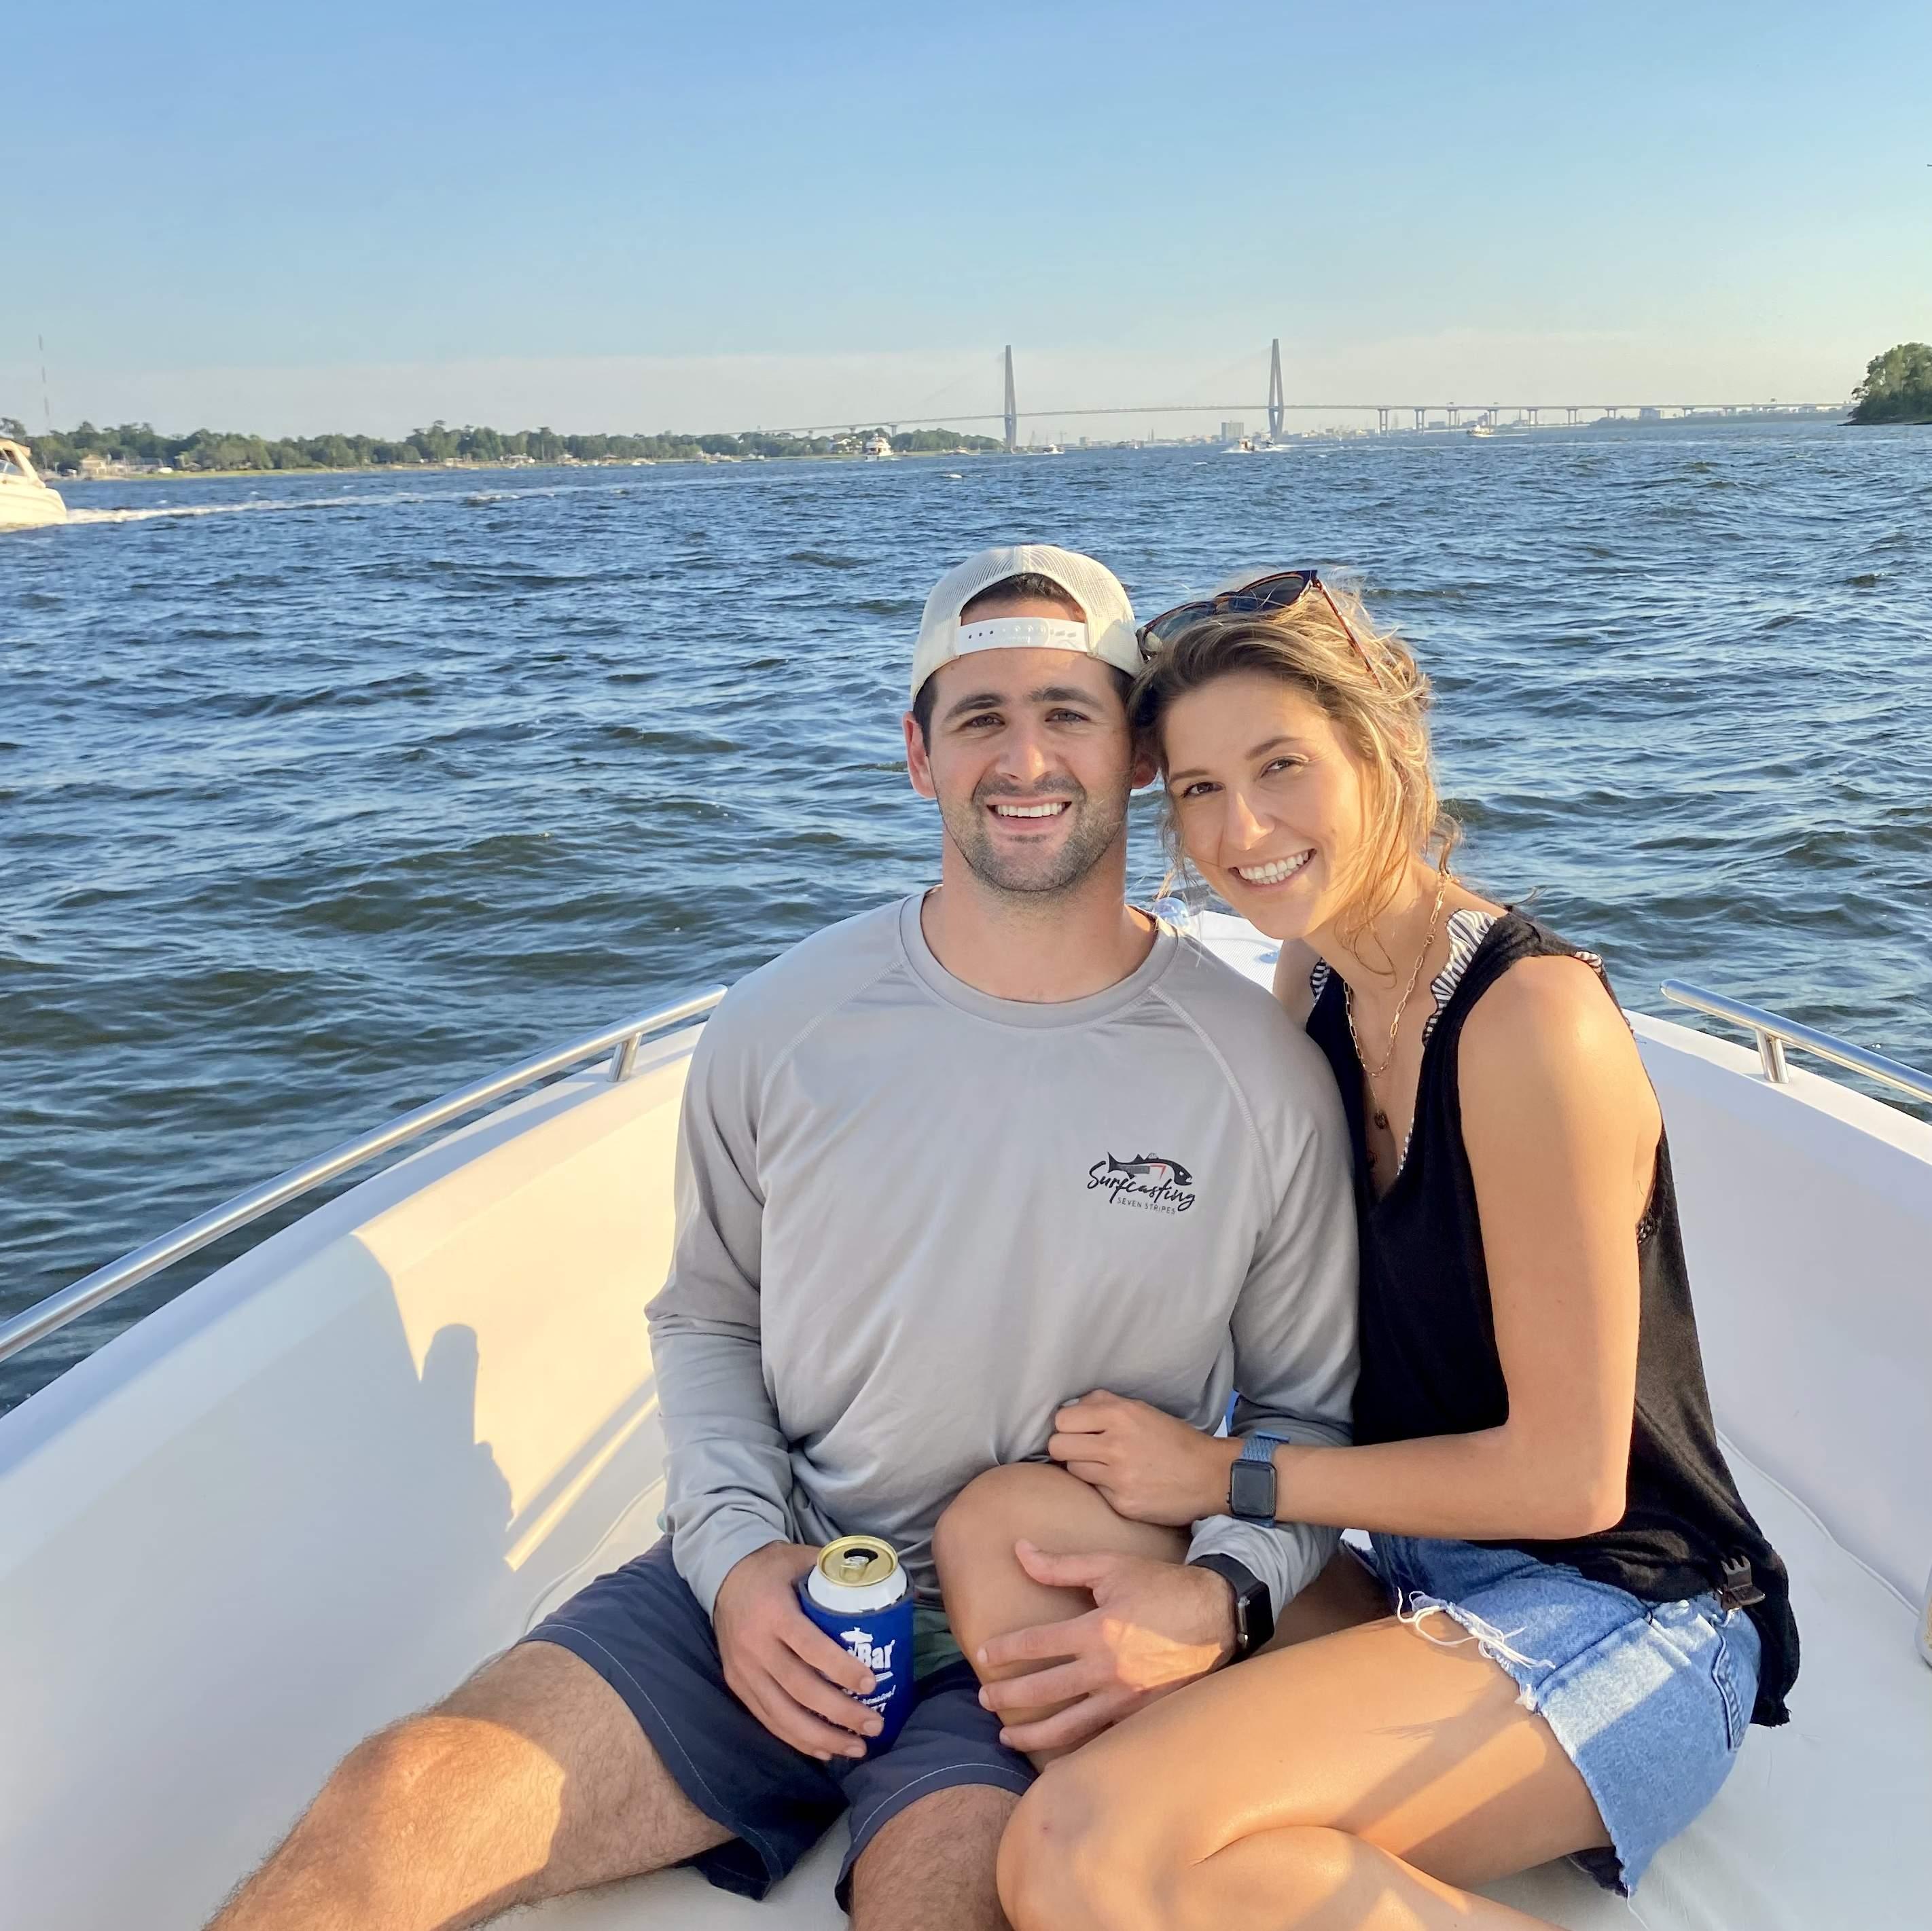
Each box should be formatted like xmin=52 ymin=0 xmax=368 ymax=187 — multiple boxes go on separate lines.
xmin=1130 ymin=577 xmax=1459 ymax=950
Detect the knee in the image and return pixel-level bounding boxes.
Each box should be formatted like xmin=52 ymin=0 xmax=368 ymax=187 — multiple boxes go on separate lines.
xmin=997 ymin=1761 xmax=1166 ymax=1931
xmin=1259 ymin=1826 xmax=1379 ymax=1919
xmin=1000 ymin=1775 xmax=1364 ymax=1931
xmin=327 ymin=1713 xmax=492 ymax=1835
xmin=933 ymin=1463 xmax=1077 ymax=1583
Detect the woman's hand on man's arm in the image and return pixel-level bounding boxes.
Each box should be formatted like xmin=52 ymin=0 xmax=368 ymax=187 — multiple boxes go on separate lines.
xmin=1048 ymin=1390 xmax=1238 ymax=1526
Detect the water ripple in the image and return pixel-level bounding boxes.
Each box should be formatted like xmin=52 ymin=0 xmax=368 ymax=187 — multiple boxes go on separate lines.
xmin=4 ymin=423 xmax=1929 ymax=1409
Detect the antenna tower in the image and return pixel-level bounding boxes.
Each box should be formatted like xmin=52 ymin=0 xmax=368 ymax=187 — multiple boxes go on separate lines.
xmin=1267 ymin=338 xmax=1284 ymax=441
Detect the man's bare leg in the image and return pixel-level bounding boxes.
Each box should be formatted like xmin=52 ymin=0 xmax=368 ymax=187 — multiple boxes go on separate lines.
xmin=208 ymin=1642 xmax=731 ymax=1931
xmin=848 ymin=1784 xmax=1018 ymax=1931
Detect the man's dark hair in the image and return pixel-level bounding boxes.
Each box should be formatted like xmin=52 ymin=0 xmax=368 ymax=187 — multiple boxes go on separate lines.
xmin=910 ymin=573 xmax=1128 ymax=744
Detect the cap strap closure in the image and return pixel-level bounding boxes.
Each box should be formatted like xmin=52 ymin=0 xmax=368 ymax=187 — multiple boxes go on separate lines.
xmin=954 ymin=617 xmax=1092 ymax=655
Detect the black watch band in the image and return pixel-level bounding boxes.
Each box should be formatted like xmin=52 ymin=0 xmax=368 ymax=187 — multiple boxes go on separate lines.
xmin=1188 ymin=1553 xmax=1275 ymax=1660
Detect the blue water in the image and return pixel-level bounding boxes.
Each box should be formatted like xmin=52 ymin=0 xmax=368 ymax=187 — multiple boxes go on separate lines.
xmin=4 ymin=425 xmax=1929 ymax=1410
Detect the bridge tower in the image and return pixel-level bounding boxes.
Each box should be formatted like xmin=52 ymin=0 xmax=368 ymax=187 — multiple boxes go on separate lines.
xmin=1003 ymin=346 xmax=1018 ymax=454
xmin=1267 ymin=338 xmax=1285 ymax=441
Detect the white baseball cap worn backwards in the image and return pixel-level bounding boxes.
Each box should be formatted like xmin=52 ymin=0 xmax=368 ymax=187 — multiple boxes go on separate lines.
xmin=909 ymin=543 xmax=1141 ymax=701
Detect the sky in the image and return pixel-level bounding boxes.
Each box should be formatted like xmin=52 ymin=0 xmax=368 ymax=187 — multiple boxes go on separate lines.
xmin=5 ymin=1 xmax=1929 ymax=439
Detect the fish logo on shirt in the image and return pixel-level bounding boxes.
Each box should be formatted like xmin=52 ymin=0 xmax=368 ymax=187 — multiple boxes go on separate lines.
xmin=1086 ymin=1152 xmax=1197 ymax=1213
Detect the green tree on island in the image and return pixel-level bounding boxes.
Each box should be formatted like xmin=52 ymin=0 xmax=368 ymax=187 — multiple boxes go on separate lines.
xmin=18 ymin=418 xmax=1004 ymax=475
xmin=1850 ymin=344 xmax=1932 ymax=425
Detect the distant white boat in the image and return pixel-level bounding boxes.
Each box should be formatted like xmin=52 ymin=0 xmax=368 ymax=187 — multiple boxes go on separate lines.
xmin=0 ymin=437 xmax=67 ymax=530
xmin=863 ymin=433 xmax=895 ymax=460
xmin=1467 ymin=422 xmax=1495 ymax=439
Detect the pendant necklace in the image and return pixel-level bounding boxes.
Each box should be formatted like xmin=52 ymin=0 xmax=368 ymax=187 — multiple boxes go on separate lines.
xmin=1344 ymin=873 xmax=1449 ymax=1155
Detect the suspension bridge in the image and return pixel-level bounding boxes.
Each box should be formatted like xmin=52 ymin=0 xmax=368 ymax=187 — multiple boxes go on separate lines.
xmin=767 ymin=342 xmax=1846 ymax=448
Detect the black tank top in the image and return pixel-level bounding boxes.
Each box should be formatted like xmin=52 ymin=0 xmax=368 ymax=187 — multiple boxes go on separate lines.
xmin=1307 ymin=908 xmax=1797 ymax=1725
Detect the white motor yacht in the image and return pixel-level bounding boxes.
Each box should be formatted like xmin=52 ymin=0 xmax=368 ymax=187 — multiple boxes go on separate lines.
xmin=1 ymin=919 xmax=1927 ymax=1930
xmin=0 ymin=436 xmax=67 ymax=529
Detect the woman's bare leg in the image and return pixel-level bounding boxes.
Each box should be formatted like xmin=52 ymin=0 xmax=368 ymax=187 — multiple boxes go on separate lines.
xmin=997 ymin=1610 xmax=1611 ymax=1931
xmin=932 ymin=1463 xmax=1187 ymax=1765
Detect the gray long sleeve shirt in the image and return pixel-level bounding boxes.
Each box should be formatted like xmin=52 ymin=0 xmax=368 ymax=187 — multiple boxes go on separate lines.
xmin=648 ymin=893 xmax=1359 ymax=1621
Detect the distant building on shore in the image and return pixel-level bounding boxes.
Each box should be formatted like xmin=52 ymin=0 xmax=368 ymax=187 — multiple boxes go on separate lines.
xmin=74 ymin=454 xmax=171 ymax=479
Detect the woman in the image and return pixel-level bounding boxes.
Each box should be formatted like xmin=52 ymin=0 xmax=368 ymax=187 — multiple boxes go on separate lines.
xmin=937 ymin=571 xmax=1798 ymax=1930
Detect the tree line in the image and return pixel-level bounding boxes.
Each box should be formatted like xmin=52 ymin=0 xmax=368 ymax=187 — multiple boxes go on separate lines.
xmin=1850 ymin=344 xmax=1932 ymax=425
xmin=1 ymin=417 xmax=1003 ymax=474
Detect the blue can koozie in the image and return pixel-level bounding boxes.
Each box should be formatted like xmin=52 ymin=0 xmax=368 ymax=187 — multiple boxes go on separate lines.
xmin=798 ymin=1535 xmax=916 ymax=1750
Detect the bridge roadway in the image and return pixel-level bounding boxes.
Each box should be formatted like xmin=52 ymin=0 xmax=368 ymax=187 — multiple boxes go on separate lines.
xmin=768 ymin=399 xmax=1839 ymax=434
xmin=766 ymin=399 xmax=1846 ymax=437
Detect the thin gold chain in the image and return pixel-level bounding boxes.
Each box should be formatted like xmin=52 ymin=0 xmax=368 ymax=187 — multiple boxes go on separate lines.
xmin=1344 ymin=871 xmax=1450 ymax=1091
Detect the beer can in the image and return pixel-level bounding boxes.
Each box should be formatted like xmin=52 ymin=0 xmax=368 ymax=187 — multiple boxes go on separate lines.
xmin=797 ymin=1535 xmax=916 ymax=1750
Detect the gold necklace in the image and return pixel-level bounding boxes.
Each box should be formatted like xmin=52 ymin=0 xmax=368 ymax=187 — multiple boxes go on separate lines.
xmin=1344 ymin=872 xmax=1449 ymax=1140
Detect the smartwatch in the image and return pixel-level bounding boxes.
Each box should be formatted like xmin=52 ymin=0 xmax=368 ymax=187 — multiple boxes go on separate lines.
xmin=1188 ymin=1553 xmax=1275 ymax=1659
xmin=1228 ymin=1432 xmax=1285 ymax=1523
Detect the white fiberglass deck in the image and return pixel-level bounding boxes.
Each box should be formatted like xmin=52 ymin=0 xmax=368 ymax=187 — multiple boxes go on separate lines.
xmin=1 ymin=923 xmax=1927 ymax=1929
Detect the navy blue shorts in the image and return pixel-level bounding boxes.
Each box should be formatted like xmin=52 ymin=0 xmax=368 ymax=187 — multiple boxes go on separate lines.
xmin=522 ymin=1540 xmax=1034 ymax=1905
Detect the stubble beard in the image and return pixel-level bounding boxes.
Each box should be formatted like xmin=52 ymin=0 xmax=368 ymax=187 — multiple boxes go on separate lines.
xmin=942 ymin=780 xmax=1130 ymax=900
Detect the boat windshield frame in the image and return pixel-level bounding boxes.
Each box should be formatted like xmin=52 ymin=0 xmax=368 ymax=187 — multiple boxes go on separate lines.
xmin=0 ymin=437 xmax=46 ymax=485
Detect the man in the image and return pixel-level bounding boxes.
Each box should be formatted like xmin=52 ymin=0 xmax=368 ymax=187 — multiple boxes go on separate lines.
xmin=207 ymin=545 xmax=1357 ymax=1931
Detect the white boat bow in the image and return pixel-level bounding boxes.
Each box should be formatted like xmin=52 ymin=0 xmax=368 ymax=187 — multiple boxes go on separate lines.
xmin=1 ymin=916 xmax=1927 ymax=1928
xmin=0 ymin=436 xmax=67 ymax=530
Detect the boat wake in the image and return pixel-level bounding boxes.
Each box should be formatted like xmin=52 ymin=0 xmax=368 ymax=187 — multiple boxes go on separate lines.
xmin=65 ymin=477 xmax=646 ymax=527
xmin=67 ymin=497 xmax=372 ymax=525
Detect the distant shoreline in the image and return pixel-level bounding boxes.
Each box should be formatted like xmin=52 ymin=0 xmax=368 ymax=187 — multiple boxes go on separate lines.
xmin=55 ymin=449 xmax=1002 ymax=484
xmin=19 ymin=419 xmax=1007 ymax=482
xmin=52 ymin=416 xmax=1861 ymax=485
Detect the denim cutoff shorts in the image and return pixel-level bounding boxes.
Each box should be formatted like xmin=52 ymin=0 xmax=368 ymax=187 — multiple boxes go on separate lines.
xmin=1361 ymin=1534 xmax=1761 ymax=1894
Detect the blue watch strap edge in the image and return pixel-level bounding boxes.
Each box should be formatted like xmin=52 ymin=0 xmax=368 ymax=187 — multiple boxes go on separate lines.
xmin=1228 ymin=1434 xmax=1281 ymax=1523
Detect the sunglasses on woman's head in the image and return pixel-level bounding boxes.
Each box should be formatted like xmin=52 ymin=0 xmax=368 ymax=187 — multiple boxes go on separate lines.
xmin=1136 ymin=570 xmax=1386 ymax=690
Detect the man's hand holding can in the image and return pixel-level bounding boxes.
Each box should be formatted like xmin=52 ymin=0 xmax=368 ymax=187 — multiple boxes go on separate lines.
xmin=713 ymin=1543 xmax=882 ymax=1761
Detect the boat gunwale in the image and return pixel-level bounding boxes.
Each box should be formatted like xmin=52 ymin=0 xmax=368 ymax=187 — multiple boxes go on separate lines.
xmin=0 ymin=988 xmax=724 ymax=1370
xmin=1662 ymin=978 xmax=1932 ymax=1105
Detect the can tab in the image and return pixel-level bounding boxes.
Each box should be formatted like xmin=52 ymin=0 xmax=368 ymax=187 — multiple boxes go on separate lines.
xmin=1717 ymin=1555 xmax=1764 ymax=1610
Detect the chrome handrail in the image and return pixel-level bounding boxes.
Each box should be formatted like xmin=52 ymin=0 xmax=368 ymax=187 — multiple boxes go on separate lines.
xmin=1661 ymin=980 xmax=1932 ymax=1104
xmin=0 ymin=988 xmax=725 ymax=1369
